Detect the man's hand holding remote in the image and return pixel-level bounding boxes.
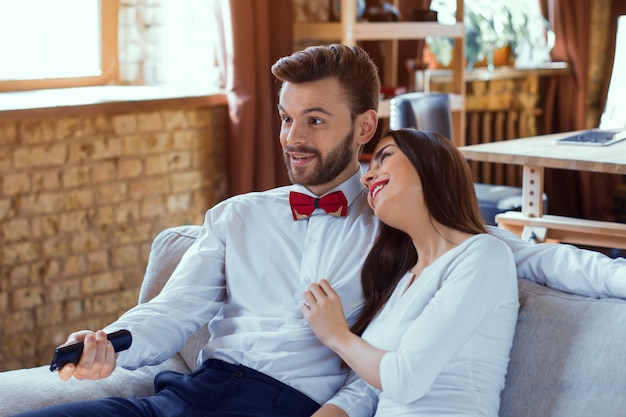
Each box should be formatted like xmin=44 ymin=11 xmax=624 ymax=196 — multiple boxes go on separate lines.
xmin=57 ymin=330 xmax=119 ymax=381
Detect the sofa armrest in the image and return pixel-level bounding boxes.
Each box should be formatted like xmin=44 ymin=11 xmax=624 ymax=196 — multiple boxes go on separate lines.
xmin=0 ymin=225 xmax=204 ymax=416
xmin=0 ymin=354 xmax=191 ymax=417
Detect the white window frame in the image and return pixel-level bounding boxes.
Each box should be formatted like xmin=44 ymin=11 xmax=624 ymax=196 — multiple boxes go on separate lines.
xmin=0 ymin=0 xmax=119 ymax=92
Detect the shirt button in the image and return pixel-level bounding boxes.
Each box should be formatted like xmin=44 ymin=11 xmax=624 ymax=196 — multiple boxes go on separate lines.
xmin=309 ymin=237 xmax=317 ymax=243
xmin=304 ymin=277 xmax=312 ymax=284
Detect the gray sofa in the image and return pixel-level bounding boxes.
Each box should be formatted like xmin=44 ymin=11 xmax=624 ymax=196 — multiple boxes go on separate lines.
xmin=1 ymin=225 xmax=625 ymax=416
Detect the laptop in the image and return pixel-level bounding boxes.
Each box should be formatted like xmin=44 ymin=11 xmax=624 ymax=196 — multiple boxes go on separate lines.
xmin=555 ymin=128 xmax=626 ymax=146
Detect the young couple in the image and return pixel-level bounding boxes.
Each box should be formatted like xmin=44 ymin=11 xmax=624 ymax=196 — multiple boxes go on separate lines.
xmin=16 ymin=44 xmax=624 ymax=417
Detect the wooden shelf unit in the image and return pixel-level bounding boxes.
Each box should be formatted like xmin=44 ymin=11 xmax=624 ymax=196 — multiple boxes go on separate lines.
xmin=293 ymin=21 xmax=465 ymax=42
xmin=293 ymin=0 xmax=466 ymax=146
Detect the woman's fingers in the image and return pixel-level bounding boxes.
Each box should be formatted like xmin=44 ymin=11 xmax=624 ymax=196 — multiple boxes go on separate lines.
xmin=303 ymin=283 xmax=323 ymax=306
xmin=318 ymin=279 xmax=336 ymax=298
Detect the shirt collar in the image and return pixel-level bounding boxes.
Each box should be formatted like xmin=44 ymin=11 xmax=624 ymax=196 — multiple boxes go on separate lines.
xmin=290 ymin=169 xmax=366 ymax=207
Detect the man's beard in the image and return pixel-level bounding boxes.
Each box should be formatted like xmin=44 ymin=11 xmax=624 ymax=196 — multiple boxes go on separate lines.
xmin=284 ymin=128 xmax=354 ymax=187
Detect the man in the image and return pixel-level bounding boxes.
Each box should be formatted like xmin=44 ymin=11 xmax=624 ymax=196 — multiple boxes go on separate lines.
xmin=17 ymin=44 xmax=626 ymax=417
xmin=18 ymin=44 xmax=381 ymax=417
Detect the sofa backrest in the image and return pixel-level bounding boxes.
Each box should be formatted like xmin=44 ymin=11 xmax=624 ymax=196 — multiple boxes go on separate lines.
xmin=500 ymin=278 xmax=626 ymax=417
xmin=142 ymin=226 xmax=626 ymax=417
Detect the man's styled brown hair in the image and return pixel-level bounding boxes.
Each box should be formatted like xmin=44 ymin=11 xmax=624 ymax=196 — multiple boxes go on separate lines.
xmin=271 ymin=44 xmax=380 ymax=119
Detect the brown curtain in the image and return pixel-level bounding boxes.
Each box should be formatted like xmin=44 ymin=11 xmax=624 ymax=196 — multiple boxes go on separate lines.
xmin=215 ymin=0 xmax=292 ymax=196
xmin=541 ymin=0 xmax=620 ymax=221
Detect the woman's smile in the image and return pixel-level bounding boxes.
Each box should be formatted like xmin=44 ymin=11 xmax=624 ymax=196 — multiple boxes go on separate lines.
xmin=369 ymin=180 xmax=389 ymax=202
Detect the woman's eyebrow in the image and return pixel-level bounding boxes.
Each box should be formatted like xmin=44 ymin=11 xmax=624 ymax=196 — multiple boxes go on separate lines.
xmin=372 ymin=144 xmax=393 ymax=164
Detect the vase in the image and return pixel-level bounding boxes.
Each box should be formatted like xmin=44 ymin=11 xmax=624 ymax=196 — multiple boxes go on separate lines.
xmin=422 ymin=44 xmax=512 ymax=70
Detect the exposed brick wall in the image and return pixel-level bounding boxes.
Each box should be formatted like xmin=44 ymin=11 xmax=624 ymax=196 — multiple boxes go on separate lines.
xmin=0 ymin=104 xmax=229 ymax=370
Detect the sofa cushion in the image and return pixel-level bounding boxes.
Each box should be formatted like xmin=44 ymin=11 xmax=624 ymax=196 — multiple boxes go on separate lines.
xmin=500 ymin=278 xmax=626 ymax=417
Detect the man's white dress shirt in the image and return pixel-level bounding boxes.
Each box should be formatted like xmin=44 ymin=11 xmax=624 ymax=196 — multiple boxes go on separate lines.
xmin=106 ymin=170 xmax=380 ymax=417
xmin=488 ymin=226 xmax=626 ymax=298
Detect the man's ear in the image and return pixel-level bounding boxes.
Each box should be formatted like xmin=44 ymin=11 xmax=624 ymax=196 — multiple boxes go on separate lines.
xmin=354 ymin=109 xmax=379 ymax=146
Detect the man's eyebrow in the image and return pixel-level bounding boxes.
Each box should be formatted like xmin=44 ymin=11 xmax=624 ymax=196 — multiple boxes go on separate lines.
xmin=277 ymin=104 xmax=332 ymax=116
xmin=302 ymin=107 xmax=332 ymax=116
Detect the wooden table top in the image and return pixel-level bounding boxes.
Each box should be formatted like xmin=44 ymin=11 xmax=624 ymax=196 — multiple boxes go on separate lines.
xmin=459 ymin=131 xmax=626 ymax=175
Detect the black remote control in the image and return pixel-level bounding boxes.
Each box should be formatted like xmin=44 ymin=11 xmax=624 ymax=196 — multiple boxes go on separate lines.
xmin=49 ymin=329 xmax=132 ymax=372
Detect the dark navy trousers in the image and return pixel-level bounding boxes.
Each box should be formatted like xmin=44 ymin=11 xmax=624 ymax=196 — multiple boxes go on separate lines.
xmin=16 ymin=359 xmax=321 ymax=417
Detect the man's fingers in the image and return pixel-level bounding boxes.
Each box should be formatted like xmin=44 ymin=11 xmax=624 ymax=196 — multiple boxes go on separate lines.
xmin=92 ymin=330 xmax=108 ymax=370
xmin=99 ymin=341 xmax=117 ymax=378
xmin=62 ymin=330 xmax=91 ymax=347
xmin=73 ymin=333 xmax=97 ymax=379
xmin=58 ymin=363 xmax=75 ymax=381
xmin=54 ymin=329 xmax=117 ymax=381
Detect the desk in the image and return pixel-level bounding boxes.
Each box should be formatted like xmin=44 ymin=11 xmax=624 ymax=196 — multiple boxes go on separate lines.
xmin=459 ymin=132 xmax=626 ymax=249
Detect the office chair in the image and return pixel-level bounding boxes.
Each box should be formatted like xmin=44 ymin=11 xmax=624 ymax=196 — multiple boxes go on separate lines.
xmin=389 ymin=92 xmax=547 ymax=225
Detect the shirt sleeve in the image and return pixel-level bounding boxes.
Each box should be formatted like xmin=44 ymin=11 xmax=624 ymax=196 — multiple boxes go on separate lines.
xmin=325 ymin=370 xmax=379 ymax=417
xmin=378 ymin=237 xmax=517 ymax=403
xmin=488 ymin=225 xmax=626 ymax=299
xmin=105 ymin=206 xmax=228 ymax=369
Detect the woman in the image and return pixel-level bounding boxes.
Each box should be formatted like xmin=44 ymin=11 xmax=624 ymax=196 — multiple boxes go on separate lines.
xmin=301 ymin=129 xmax=519 ymax=416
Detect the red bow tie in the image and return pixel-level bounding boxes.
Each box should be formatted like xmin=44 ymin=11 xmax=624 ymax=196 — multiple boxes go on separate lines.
xmin=289 ymin=191 xmax=348 ymax=220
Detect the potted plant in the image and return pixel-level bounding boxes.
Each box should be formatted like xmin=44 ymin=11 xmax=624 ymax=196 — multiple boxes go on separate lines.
xmin=425 ymin=0 xmax=554 ymax=70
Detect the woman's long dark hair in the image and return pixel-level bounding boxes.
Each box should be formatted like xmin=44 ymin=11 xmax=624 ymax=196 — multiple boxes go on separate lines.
xmin=351 ymin=129 xmax=487 ymax=337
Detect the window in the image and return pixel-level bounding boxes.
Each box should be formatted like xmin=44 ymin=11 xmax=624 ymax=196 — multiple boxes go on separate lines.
xmin=0 ymin=0 xmax=118 ymax=92
xmin=0 ymin=0 xmax=223 ymax=93
xmin=600 ymin=15 xmax=626 ymax=129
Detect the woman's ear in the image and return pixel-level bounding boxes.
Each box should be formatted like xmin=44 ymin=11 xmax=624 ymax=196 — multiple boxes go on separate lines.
xmin=355 ymin=109 xmax=379 ymax=146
